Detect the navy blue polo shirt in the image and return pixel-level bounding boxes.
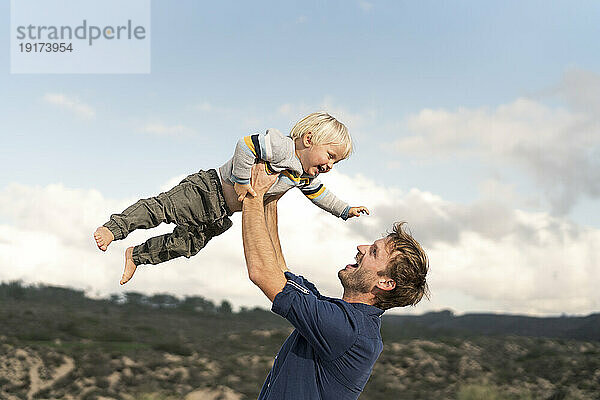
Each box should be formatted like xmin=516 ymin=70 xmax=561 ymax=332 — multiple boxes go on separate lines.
xmin=258 ymin=272 xmax=384 ymax=400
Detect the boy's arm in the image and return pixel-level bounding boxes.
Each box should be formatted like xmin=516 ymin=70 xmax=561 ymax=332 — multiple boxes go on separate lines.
xmin=300 ymin=177 xmax=364 ymax=220
xmin=231 ymin=129 xmax=289 ymax=185
xmin=231 ymin=136 xmax=257 ymax=186
xmin=242 ymin=165 xmax=287 ymax=302
xmin=231 ymin=130 xmax=291 ymax=201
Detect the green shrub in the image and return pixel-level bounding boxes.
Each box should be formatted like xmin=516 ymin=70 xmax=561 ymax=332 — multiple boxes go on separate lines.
xmin=152 ymin=341 xmax=192 ymax=356
xmin=457 ymin=384 xmax=533 ymax=400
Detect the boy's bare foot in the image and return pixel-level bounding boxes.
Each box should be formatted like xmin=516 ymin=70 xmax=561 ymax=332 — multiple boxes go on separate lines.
xmin=94 ymin=226 xmax=114 ymax=251
xmin=120 ymin=247 xmax=137 ymax=285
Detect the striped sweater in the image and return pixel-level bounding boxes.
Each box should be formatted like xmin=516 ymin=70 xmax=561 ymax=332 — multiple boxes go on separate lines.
xmin=219 ymin=129 xmax=351 ymax=220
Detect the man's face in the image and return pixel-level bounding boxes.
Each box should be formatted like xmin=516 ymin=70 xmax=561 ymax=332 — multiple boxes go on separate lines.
xmin=338 ymin=237 xmax=393 ymax=295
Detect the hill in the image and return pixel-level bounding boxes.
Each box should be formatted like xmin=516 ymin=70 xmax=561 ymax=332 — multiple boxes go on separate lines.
xmin=382 ymin=310 xmax=600 ymax=342
xmin=0 ymin=281 xmax=598 ymax=399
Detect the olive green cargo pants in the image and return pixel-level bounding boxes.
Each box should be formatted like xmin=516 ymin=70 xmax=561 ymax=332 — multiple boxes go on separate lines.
xmin=103 ymin=169 xmax=232 ymax=265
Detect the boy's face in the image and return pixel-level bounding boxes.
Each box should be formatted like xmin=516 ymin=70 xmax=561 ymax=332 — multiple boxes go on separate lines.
xmin=297 ymin=134 xmax=346 ymax=177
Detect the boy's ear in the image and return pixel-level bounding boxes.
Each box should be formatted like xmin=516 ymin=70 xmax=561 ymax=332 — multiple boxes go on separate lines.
xmin=303 ymin=132 xmax=313 ymax=147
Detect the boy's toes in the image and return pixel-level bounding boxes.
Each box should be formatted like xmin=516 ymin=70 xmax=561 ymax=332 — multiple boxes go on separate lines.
xmin=93 ymin=226 xmax=114 ymax=251
xmin=120 ymin=273 xmax=133 ymax=285
xmin=94 ymin=236 xmax=105 ymax=250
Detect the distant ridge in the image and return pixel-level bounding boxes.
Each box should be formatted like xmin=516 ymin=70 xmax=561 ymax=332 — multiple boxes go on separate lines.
xmin=1 ymin=281 xmax=598 ymax=341
xmin=383 ymin=310 xmax=600 ymax=341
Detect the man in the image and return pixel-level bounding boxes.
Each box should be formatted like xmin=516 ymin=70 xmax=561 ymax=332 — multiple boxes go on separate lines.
xmin=242 ymin=164 xmax=429 ymax=399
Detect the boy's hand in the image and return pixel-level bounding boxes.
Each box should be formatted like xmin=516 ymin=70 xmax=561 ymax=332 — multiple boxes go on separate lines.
xmin=348 ymin=206 xmax=370 ymax=218
xmin=235 ymin=182 xmax=258 ymax=202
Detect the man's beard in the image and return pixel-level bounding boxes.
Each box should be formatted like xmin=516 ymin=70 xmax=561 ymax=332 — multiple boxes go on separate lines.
xmin=338 ymin=268 xmax=373 ymax=296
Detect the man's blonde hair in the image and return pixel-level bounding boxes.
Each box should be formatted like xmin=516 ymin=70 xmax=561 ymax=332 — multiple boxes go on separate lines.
xmin=289 ymin=112 xmax=353 ymax=160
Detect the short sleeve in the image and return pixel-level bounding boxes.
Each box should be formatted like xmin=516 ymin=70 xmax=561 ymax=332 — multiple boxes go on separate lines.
xmin=272 ymin=273 xmax=358 ymax=361
xmin=295 ymin=274 xmax=323 ymax=298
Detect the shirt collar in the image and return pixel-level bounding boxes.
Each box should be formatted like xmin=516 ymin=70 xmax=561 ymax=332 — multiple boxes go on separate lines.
xmin=348 ymin=302 xmax=385 ymax=317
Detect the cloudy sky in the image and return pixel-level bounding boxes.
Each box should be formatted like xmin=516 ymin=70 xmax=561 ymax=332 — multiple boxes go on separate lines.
xmin=1 ymin=1 xmax=599 ymax=316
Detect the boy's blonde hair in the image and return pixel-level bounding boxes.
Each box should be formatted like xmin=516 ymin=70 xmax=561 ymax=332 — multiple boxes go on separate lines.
xmin=290 ymin=112 xmax=353 ymax=160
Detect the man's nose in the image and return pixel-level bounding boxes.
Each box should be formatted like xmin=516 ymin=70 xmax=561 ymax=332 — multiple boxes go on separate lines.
xmin=357 ymin=245 xmax=368 ymax=253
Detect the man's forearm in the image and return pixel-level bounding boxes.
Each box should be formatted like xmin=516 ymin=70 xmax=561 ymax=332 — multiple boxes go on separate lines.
xmin=242 ymin=195 xmax=287 ymax=302
xmin=264 ymin=198 xmax=288 ymax=273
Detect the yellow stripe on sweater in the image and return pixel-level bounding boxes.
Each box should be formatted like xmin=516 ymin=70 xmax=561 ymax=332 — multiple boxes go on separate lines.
xmin=305 ymin=186 xmax=326 ymax=200
xmin=244 ymin=136 xmax=257 ymax=156
xmin=265 ymin=162 xmax=277 ymax=175
xmin=282 ymin=170 xmax=300 ymax=182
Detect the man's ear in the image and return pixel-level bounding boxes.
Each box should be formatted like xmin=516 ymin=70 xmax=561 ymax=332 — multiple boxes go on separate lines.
xmin=376 ymin=278 xmax=396 ymax=292
xmin=303 ymin=132 xmax=313 ymax=147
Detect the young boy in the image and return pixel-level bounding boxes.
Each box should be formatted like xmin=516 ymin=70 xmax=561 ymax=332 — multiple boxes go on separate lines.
xmin=94 ymin=112 xmax=369 ymax=285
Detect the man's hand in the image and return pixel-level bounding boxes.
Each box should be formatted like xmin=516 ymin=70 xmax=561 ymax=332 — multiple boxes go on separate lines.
xmin=234 ymin=182 xmax=258 ymax=202
xmin=348 ymin=206 xmax=370 ymax=218
xmin=250 ymin=162 xmax=278 ymax=197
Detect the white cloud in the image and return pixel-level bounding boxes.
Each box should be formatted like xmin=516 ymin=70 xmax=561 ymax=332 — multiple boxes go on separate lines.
xmin=358 ymin=1 xmax=373 ymax=12
xmin=0 ymin=173 xmax=598 ymax=316
xmin=276 ymin=97 xmax=377 ymax=142
xmin=196 ymin=101 xmax=213 ymax=112
xmin=193 ymin=101 xmax=235 ymax=115
xmin=555 ymin=69 xmax=600 ymax=116
xmin=277 ymin=103 xmax=293 ymax=115
xmin=191 ymin=101 xmax=264 ymax=132
xmin=42 ymin=93 xmax=95 ymax=119
xmin=189 ymin=98 xmax=376 ymax=141
xmin=295 ymin=15 xmax=307 ymax=24
xmin=391 ymin=97 xmax=600 ymax=214
xmin=277 ymin=97 xmax=375 ymax=125
xmin=286 ymin=171 xmax=600 ymax=315
xmin=138 ymin=123 xmax=196 ymax=137
xmin=195 ymin=101 xmax=220 ymax=113
xmin=159 ymin=174 xmax=189 ymax=192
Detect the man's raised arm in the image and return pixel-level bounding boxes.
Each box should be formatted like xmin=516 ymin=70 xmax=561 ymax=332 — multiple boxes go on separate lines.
xmin=242 ymin=164 xmax=287 ymax=302
xmin=264 ymin=195 xmax=289 ymax=273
